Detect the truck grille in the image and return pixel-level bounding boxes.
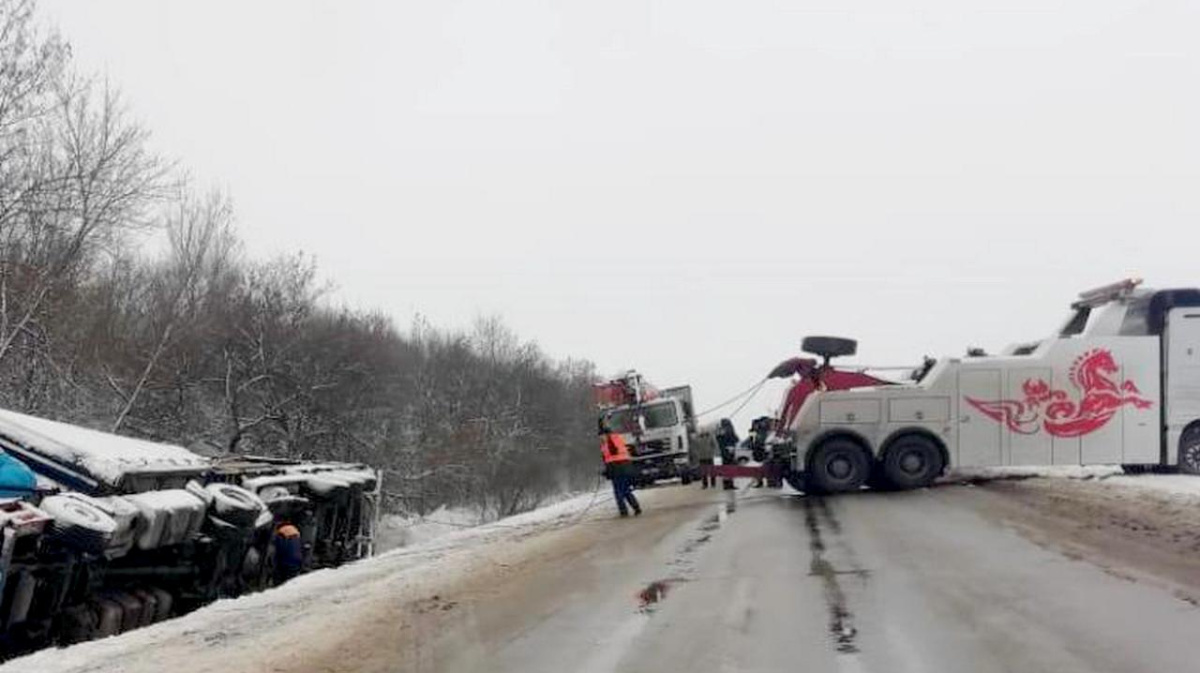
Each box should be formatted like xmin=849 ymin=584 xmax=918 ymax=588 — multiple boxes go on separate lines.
xmin=634 ymin=439 xmax=671 ymax=456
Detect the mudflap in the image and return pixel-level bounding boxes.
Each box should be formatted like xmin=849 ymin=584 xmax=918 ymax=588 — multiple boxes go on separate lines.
xmin=783 ymin=469 xmax=807 ymax=492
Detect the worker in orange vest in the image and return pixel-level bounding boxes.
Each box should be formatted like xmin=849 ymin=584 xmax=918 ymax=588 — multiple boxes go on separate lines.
xmin=600 ymin=415 xmax=642 ymax=517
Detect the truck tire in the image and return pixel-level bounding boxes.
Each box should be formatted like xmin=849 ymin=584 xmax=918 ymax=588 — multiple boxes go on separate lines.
xmin=801 ymin=336 xmax=857 ymax=359
xmin=41 ymin=495 xmax=118 ymax=555
xmin=807 ymin=439 xmax=870 ymax=494
xmin=206 ymin=484 xmax=263 ymax=526
xmin=1178 ymin=425 xmax=1200 ymax=475
xmin=881 ymin=435 xmax=944 ymax=490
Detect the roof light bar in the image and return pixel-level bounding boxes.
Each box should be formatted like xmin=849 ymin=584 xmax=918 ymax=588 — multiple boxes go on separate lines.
xmin=1072 ymin=277 xmax=1143 ymax=309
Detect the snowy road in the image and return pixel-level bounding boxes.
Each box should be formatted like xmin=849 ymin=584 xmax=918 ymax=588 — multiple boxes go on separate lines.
xmin=10 ymin=476 xmax=1200 ymax=673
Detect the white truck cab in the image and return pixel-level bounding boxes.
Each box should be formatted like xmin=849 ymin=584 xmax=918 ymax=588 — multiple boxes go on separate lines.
xmin=607 ymin=387 xmax=696 ymax=485
xmin=787 ymin=279 xmax=1200 ymax=493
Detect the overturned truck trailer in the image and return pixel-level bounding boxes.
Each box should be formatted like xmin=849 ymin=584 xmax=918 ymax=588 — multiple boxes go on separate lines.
xmin=0 ymin=408 xmax=379 ymax=658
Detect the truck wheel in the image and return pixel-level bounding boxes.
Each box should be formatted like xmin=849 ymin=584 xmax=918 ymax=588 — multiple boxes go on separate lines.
xmin=807 ymin=439 xmax=870 ymax=494
xmin=1178 ymin=425 xmax=1200 ymax=475
xmin=41 ymin=495 xmax=118 ymax=554
xmin=881 ymin=436 xmax=944 ymax=490
xmin=206 ymin=484 xmax=264 ymax=526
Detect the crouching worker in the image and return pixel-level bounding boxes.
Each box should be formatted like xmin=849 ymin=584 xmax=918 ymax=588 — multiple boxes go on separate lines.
xmin=600 ymin=416 xmax=642 ymax=518
xmin=274 ymin=520 xmax=304 ymax=584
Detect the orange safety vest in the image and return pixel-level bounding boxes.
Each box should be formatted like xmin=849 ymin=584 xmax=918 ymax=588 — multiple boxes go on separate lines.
xmin=601 ymin=433 xmax=632 ymax=464
xmin=277 ymin=524 xmax=301 ymax=539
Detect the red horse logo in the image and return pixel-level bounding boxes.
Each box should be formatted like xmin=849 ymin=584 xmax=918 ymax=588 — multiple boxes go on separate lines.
xmin=965 ymin=348 xmax=1153 ymax=438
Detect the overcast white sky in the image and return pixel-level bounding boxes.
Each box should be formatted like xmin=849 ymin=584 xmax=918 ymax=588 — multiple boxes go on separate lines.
xmin=40 ymin=0 xmax=1200 ymax=427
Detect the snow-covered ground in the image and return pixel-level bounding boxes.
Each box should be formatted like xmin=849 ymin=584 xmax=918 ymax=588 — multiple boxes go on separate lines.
xmin=945 ymin=464 xmax=1124 ymax=482
xmin=946 ymin=464 xmax=1200 ymax=500
xmin=375 ymin=489 xmax=594 ymax=552
xmin=1103 ymin=473 xmax=1200 ymax=498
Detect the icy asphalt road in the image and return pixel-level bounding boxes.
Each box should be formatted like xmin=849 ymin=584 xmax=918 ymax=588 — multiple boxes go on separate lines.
xmin=426 ymin=484 xmax=1200 ymax=673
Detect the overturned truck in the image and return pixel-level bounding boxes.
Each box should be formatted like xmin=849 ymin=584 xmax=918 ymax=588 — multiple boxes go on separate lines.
xmin=0 ymin=408 xmax=379 ymax=658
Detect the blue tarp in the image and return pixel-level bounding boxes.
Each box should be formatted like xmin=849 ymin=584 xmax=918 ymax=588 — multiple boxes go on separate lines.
xmin=0 ymin=450 xmax=36 ymax=498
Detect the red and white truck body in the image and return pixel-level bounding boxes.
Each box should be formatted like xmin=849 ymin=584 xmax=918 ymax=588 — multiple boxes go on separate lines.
xmin=784 ymin=280 xmax=1200 ymax=491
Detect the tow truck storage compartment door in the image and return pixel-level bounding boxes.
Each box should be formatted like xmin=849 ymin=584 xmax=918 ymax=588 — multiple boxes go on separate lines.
xmin=888 ymin=398 xmax=949 ymax=423
xmin=820 ymin=399 xmax=880 ymax=424
xmin=1167 ymin=309 xmax=1200 ymax=458
xmin=1167 ymin=309 xmax=1200 ymax=417
xmin=958 ymin=369 xmax=1002 ymax=467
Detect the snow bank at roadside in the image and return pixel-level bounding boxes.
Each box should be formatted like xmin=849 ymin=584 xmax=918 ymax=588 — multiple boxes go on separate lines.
xmin=1104 ymin=474 xmax=1200 ymax=499
xmin=376 ymin=506 xmax=484 ymax=551
xmin=376 ymin=489 xmax=597 ymax=551
xmin=0 ymin=488 xmax=604 ymax=673
xmin=945 ymin=465 xmax=1123 ymax=483
xmin=946 ymin=464 xmax=1200 ymax=501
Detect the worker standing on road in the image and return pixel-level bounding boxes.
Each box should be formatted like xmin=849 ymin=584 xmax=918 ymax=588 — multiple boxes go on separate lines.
xmin=274 ymin=520 xmax=304 ymax=584
xmin=600 ymin=416 xmax=642 ymax=518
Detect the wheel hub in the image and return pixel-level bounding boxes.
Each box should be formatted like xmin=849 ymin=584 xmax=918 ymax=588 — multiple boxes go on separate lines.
xmin=828 ymin=456 xmax=852 ymax=479
xmin=900 ymin=451 xmax=925 ymax=474
xmin=1186 ymin=444 xmax=1200 ymax=468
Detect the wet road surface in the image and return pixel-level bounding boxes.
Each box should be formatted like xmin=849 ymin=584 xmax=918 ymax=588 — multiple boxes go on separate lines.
xmin=434 ymin=484 xmax=1200 ymax=673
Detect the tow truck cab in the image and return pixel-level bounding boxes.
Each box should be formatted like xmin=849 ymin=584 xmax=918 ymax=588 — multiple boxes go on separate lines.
xmin=786 ymin=279 xmax=1200 ymax=492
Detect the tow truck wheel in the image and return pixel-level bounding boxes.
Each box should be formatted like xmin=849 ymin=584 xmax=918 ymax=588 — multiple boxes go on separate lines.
xmin=1178 ymin=425 xmax=1200 ymax=475
xmin=881 ymin=436 xmax=944 ymax=490
xmin=807 ymin=439 xmax=870 ymax=494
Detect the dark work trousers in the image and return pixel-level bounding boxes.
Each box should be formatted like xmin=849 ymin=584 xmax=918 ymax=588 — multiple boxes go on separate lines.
xmin=699 ymin=459 xmax=715 ymax=488
xmin=609 ymin=462 xmax=641 ymax=516
xmin=274 ymin=535 xmax=304 ymax=585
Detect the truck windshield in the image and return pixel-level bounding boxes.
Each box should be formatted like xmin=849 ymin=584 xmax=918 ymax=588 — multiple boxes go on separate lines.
xmin=643 ymin=402 xmax=678 ymax=429
xmin=606 ymin=402 xmax=679 ymax=433
xmin=606 ymin=408 xmax=639 ymax=433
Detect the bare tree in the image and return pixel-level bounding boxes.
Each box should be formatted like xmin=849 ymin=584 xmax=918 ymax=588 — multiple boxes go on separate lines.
xmin=110 ymin=190 xmax=236 ymax=431
xmin=0 ymin=78 xmax=166 ymax=368
xmin=0 ymin=0 xmax=602 ymax=521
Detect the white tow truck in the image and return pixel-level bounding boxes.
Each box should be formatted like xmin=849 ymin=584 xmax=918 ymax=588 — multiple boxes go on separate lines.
xmin=778 ymin=279 xmax=1200 ymax=493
